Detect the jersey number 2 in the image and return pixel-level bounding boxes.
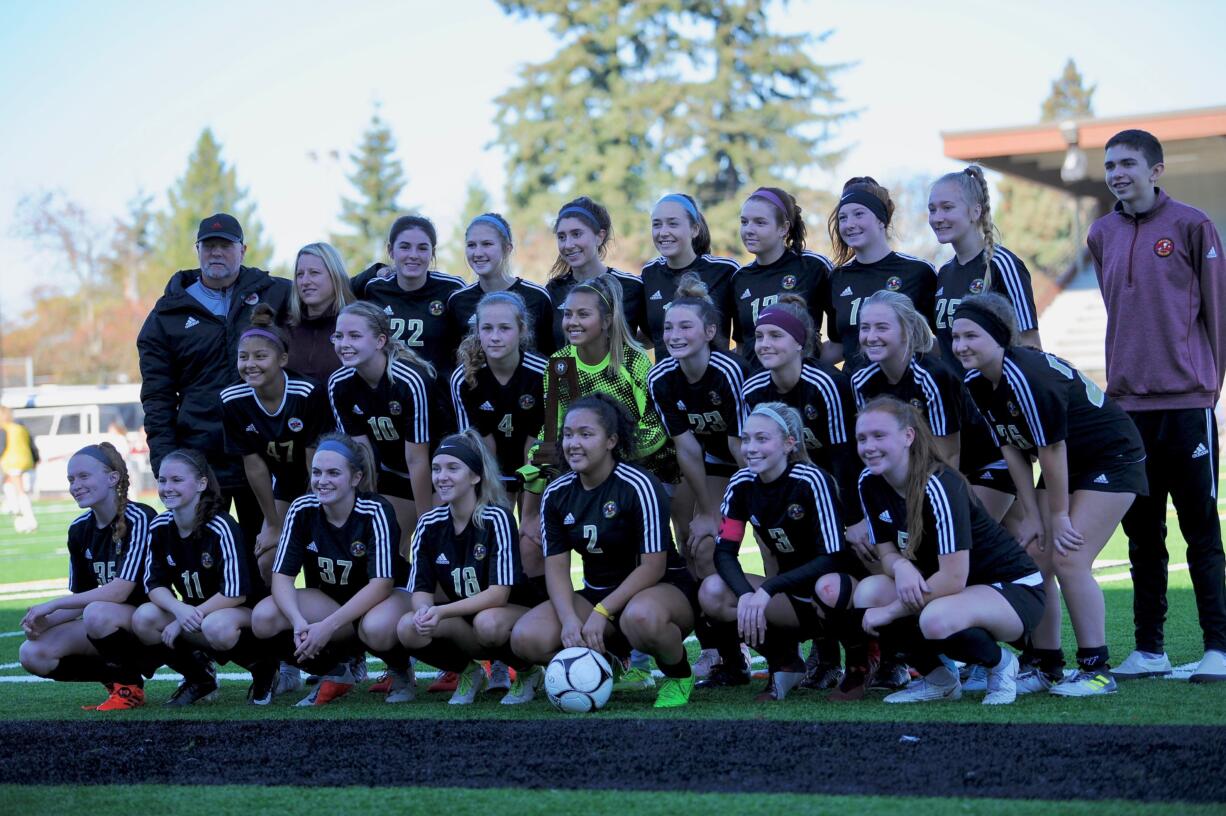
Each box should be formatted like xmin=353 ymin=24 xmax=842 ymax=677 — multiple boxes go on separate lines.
xmin=390 ymin=318 xmax=425 ymax=347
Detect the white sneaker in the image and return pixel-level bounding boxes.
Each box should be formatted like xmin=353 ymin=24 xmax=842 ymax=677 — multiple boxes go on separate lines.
xmin=448 ymin=661 xmax=489 ymax=705
xmin=501 ymin=665 xmax=544 ymax=705
xmin=385 ymin=666 xmax=417 ymax=703
xmin=692 ymin=649 xmax=722 ymax=679
xmin=1112 ymin=650 xmax=1172 ymax=680
xmin=884 ymin=666 xmax=961 ymax=703
xmin=960 ymin=663 xmax=989 ymax=692
xmin=1015 ymin=668 xmax=1055 ymax=695
xmin=1050 ymin=669 xmax=1117 ymax=697
xmin=1190 ymin=649 xmax=1226 ymax=684
xmin=488 ymin=660 xmax=512 ymax=691
xmin=983 ymin=651 xmax=1018 ymax=705
xmin=275 ymin=663 xmax=303 ymax=697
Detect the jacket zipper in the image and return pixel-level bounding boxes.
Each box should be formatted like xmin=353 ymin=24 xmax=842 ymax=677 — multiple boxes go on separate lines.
xmin=1126 ymin=218 xmax=1139 ymax=287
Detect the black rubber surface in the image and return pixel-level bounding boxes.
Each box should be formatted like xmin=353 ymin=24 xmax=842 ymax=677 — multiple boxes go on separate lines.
xmin=3 ymin=719 xmax=1223 ymax=802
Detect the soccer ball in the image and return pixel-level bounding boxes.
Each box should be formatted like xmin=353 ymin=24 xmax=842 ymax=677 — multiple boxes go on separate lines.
xmin=544 ymin=647 xmax=614 ymax=713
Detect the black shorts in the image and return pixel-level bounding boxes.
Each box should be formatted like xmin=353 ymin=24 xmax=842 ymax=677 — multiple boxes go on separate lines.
xmin=784 ymin=593 xmax=820 ymax=632
xmin=508 ymin=578 xmax=548 ymax=609
xmin=703 ymin=457 xmax=739 ymax=479
xmin=376 ymin=468 xmax=415 ymax=501
xmin=577 ymin=568 xmax=700 ymax=618
xmin=1037 ymin=455 xmax=1149 ymax=496
xmin=272 ymin=472 xmax=308 ymax=503
xmin=989 ymin=573 xmax=1046 ymax=648
xmin=963 ymin=461 xmax=1017 ymax=495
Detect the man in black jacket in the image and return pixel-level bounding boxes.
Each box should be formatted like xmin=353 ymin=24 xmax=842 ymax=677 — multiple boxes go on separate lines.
xmin=137 ymin=213 xmax=291 ymax=544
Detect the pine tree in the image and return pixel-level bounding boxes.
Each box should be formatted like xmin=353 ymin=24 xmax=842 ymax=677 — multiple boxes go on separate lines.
xmin=331 ymin=109 xmax=408 ymax=273
xmin=153 ymin=128 xmax=274 ymax=274
xmin=440 ymin=178 xmax=494 ymax=279
xmin=493 ymin=0 xmax=847 ymax=263
xmin=995 ymin=59 xmax=1096 ymax=277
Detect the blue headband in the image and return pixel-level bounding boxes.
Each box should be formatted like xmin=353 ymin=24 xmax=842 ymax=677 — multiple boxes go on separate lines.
xmin=657 ymin=194 xmax=701 ymax=224
xmin=469 ymin=214 xmax=511 ymax=243
xmin=316 ymin=439 xmax=355 ymax=460
xmin=557 ymin=206 xmax=602 ymax=231
xmin=750 ymin=405 xmax=793 ymax=437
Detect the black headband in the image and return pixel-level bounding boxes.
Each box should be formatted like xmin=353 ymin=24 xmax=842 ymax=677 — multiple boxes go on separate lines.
xmin=75 ymin=444 xmax=113 ymax=469
xmin=952 ymin=302 xmax=1011 ymax=348
xmin=434 ymin=441 xmax=485 ymax=477
xmin=838 ymin=189 xmax=889 ymax=225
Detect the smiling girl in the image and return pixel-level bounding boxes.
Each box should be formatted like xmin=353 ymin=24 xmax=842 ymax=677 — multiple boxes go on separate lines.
xmin=19 ymin=443 xmax=157 ymax=711
xmin=284 ymin=242 xmax=355 ymax=384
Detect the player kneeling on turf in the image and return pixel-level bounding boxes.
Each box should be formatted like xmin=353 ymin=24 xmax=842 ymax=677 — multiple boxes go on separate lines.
xmin=510 ymin=395 xmax=699 ymax=709
xmin=379 ymin=431 xmax=542 ymax=704
xmin=20 ymin=443 xmax=158 ymax=711
xmin=251 ymin=434 xmax=400 ymax=706
xmin=852 ymin=398 xmax=1045 ymax=705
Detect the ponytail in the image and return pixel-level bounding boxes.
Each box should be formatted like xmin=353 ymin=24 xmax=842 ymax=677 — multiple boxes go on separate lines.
xmin=566 ymin=273 xmax=642 ymax=375
xmin=314 ymin=432 xmax=377 ymax=493
xmin=93 ymin=442 xmax=131 ymax=546
xmin=828 ymin=177 xmax=895 ymax=268
xmin=748 ymin=186 xmax=806 ymax=254
xmin=437 ymin=429 xmax=509 ymax=529
xmin=935 ymin=166 xmax=999 ymax=290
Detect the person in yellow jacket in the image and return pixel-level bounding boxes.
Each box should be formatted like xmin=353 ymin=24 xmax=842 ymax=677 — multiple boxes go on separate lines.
xmin=0 ymin=406 xmax=38 ymax=533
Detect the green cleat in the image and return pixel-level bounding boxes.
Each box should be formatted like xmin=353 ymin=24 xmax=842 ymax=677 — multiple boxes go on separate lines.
xmin=653 ymin=674 xmax=694 ymax=708
xmin=613 ymin=665 xmax=656 ymax=691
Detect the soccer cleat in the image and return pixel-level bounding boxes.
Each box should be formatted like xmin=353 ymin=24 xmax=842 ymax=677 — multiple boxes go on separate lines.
xmin=295 ymin=686 xmax=320 ymax=707
xmin=653 ymin=674 xmax=695 ymax=708
xmin=1189 ymin=650 xmax=1226 ymax=684
xmin=81 ymin=683 xmax=117 ymax=711
xmin=428 ymin=670 xmax=460 ymax=693
xmin=385 ymin=666 xmax=417 ymax=704
xmin=869 ymin=660 xmax=912 ymax=691
xmin=501 ymin=666 xmax=545 ymax=705
xmin=488 ymin=660 xmax=512 ymax=691
xmin=800 ymin=660 xmax=843 ymax=690
xmin=828 ymin=666 xmax=870 ymax=702
xmin=754 ymin=663 xmax=806 ymax=702
xmin=1015 ymin=668 xmax=1056 ymax=695
xmin=695 ymin=661 xmax=751 ymax=688
xmin=613 ymin=664 xmax=656 ymax=692
xmin=350 ymin=654 xmax=369 ymax=683
xmin=1112 ymin=650 xmax=1173 ymax=680
xmin=983 ymin=651 xmax=1019 ymax=705
xmin=691 ymin=649 xmax=722 ymax=680
xmin=448 ymin=662 xmax=490 ymax=705
xmin=884 ymin=666 xmax=961 ymax=703
xmin=275 ymin=663 xmax=303 ymax=697
xmin=960 ymin=663 xmax=989 ymax=692
xmin=1050 ymin=669 xmax=1118 ymax=697
xmin=312 ymin=664 xmax=356 ymax=706
xmin=367 ymin=673 xmax=393 ymax=694
xmin=164 ymin=679 xmax=220 ymax=707
xmin=93 ymin=683 xmax=145 ymax=711
xmin=248 ymin=661 xmax=279 ymax=706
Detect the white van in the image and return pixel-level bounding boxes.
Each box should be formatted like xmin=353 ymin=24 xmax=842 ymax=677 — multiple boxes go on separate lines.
xmin=1 ymin=384 xmax=151 ymax=496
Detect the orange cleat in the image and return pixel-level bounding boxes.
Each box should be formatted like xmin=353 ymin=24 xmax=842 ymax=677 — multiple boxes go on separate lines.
xmin=313 ymin=679 xmax=354 ymax=706
xmin=427 ymin=671 xmax=459 ymax=693
xmin=367 ymin=672 xmax=392 ymax=694
xmin=93 ymin=684 xmax=145 ymax=711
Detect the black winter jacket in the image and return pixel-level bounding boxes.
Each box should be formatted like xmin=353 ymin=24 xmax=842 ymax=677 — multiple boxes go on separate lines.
xmin=137 ymin=267 xmax=291 ymax=487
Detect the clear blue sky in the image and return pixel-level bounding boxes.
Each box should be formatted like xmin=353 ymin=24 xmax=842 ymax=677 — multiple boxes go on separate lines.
xmin=2 ymin=0 xmax=1223 ymax=317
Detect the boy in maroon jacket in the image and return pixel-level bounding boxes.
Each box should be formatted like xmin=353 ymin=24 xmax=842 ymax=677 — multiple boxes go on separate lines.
xmin=1089 ymin=128 xmax=1226 ymax=683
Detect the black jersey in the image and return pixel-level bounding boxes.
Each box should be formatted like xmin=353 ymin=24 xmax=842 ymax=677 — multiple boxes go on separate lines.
xmin=444 ymin=278 xmax=557 ymax=357
xmin=450 ymin=352 xmax=548 ymax=477
xmin=541 ymin=463 xmax=684 ymax=591
xmin=640 ymin=254 xmax=738 ymax=358
xmin=716 ymin=463 xmax=843 ymax=599
xmin=729 ymin=249 xmax=833 ymax=367
xmin=850 ymin=354 xmax=965 ymax=438
xmin=647 ymin=350 xmax=748 ymax=466
xmin=67 ymin=502 xmax=157 ymax=603
xmin=963 ymin=346 xmax=1145 ymax=469
xmin=859 ymin=466 xmax=1038 ymax=584
xmin=328 ymin=359 xmax=432 ymax=480
xmin=221 ymin=372 xmax=331 ymax=500
xmin=828 ymin=252 xmax=938 ymax=369
xmin=741 ymin=360 xmax=861 ymax=522
xmin=545 ymin=267 xmax=646 ymax=350
xmin=274 ymin=492 xmax=400 ymax=604
xmin=407 ymin=504 xmax=520 ymax=601
xmin=145 ymin=512 xmax=249 ymax=605
xmin=353 ymin=267 xmax=465 ymax=375
xmin=935 ymin=246 xmax=1038 ymax=366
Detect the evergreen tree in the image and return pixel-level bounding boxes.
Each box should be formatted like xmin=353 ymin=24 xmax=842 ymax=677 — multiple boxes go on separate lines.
xmin=440 ymin=178 xmax=494 ymax=279
xmin=153 ymin=128 xmax=274 ymax=274
xmin=331 ymin=109 xmax=408 ymax=273
xmin=494 ymin=0 xmax=847 ymax=262
xmin=995 ymin=59 xmax=1095 ymax=277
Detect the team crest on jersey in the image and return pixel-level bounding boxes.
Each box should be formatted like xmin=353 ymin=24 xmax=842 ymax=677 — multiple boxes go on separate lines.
xmin=350 ymin=541 xmax=366 ymax=558
xmin=969 ymin=278 xmax=985 ymax=294
xmin=786 ymin=503 xmax=804 ymax=520
xmin=804 ymin=404 xmax=818 ymax=420
xmin=473 ymin=543 xmax=487 ymax=561
xmin=554 ymin=360 xmax=569 ymax=375
xmin=781 ymin=275 xmax=797 ymax=290
xmin=288 ymin=417 xmax=304 ymax=432
xmin=910 ymin=398 xmax=923 ymax=411
xmin=885 ymin=276 xmax=902 ymax=292
xmin=1007 ymin=400 xmax=1019 ymax=417
xmin=430 ymin=300 xmax=445 ymax=316
xmin=519 ymin=394 xmax=535 ymax=410
xmin=1154 ymin=238 xmax=1174 ymax=257
xmin=388 ymin=401 xmax=402 ymax=416
xmin=200 ymin=552 xmax=214 ymax=569
xmin=709 ymin=391 xmax=722 ymax=406
xmin=602 ymin=501 xmax=618 ymax=518
xmin=244 ymin=293 xmax=259 ymax=306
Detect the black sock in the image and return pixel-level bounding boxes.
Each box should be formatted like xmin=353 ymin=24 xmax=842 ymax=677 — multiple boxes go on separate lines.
xmin=939 ymin=628 xmax=1003 ymax=669
xmin=1024 ymin=647 xmax=1066 ymax=677
xmin=809 ymin=632 xmax=841 ymax=666
xmin=702 ymin=618 xmax=745 ymax=667
xmin=692 ymin=615 xmax=718 ymax=651
xmin=87 ymin=630 xmax=150 ymax=685
xmin=165 ymin=643 xmax=214 ymax=686
xmin=221 ymin=628 xmax=271 ymax=671
xmin=408 ymin=639 xmax=471 ymax=674
xmin=880 ymin=618 xmax=941 ymax=674
xmin=367 ymin=643 xmax=412 ymax=673
xmin=1076 ymin=646 xmax=1110 ymax=672
xmin=657 ymin=654 xmax=692 ymax=679
xmin=759 ymin=629 xmax=802 ymax=674
xmin=46 ymin=654 xmax=115 ymax=684
xmin=482 ymin=640 xmax=532 ymax=673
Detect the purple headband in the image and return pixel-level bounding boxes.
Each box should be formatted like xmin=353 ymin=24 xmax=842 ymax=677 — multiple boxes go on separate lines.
xmin=240 ymin=327 xmax=286 ymax=351
xmin=756 ymin=306 xmax=807 ymax=347
xmin=750 ymin=187 xmax=790 ymax=216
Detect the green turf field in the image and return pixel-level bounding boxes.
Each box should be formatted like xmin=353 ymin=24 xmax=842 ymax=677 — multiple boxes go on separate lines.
xmin=2 ymin=494 xmax=1223 ymax=814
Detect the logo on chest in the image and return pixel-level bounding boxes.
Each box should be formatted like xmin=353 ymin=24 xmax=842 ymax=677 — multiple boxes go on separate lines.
xmin=430 ymin=300 xmax=445 ymax=317
xmin=1154 ymin=238 xmax=1174 ymax=257
xmin=200 ymin=552 xmax=214 ymax=569
xmin=781 ymin=274 xmax=797 ymax=290
xmin=1006 ymin=400 xmax=1019 ymax=417
xmin=896 ymin=531 xmax=909 ymax=551
xmin=388 ymin=401 xmax=402 ymax=416
xmin=351 ymin=541 xmax=366 ymax=558
xmin=804 ymin=404 xmax=818 ymax=420
xmin=519 ymin=394 xmax=536 ymax=410
xmin=473 ymin=543 xmax=487 ymax=561
xmin=288 ymin=417 xmax=304 ymax=433
xmin=968 ymin=278 xmax=985 ymax=294
xmin=244 ymin=293 xmax=259 ymax=306
xmin=708 ymin=391 xmax=722 ymax=406
xmin=602 ymin=501 xmax=619 ymax=519
xmin=885 ymin=276 xmax=902 ymax=292
xmin=786 ymin=503 xmax=805 ymax=520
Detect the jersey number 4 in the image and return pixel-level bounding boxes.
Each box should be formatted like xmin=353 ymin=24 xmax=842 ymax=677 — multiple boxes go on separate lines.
xmin=266 ymin=440 xmax=294 ymax=463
